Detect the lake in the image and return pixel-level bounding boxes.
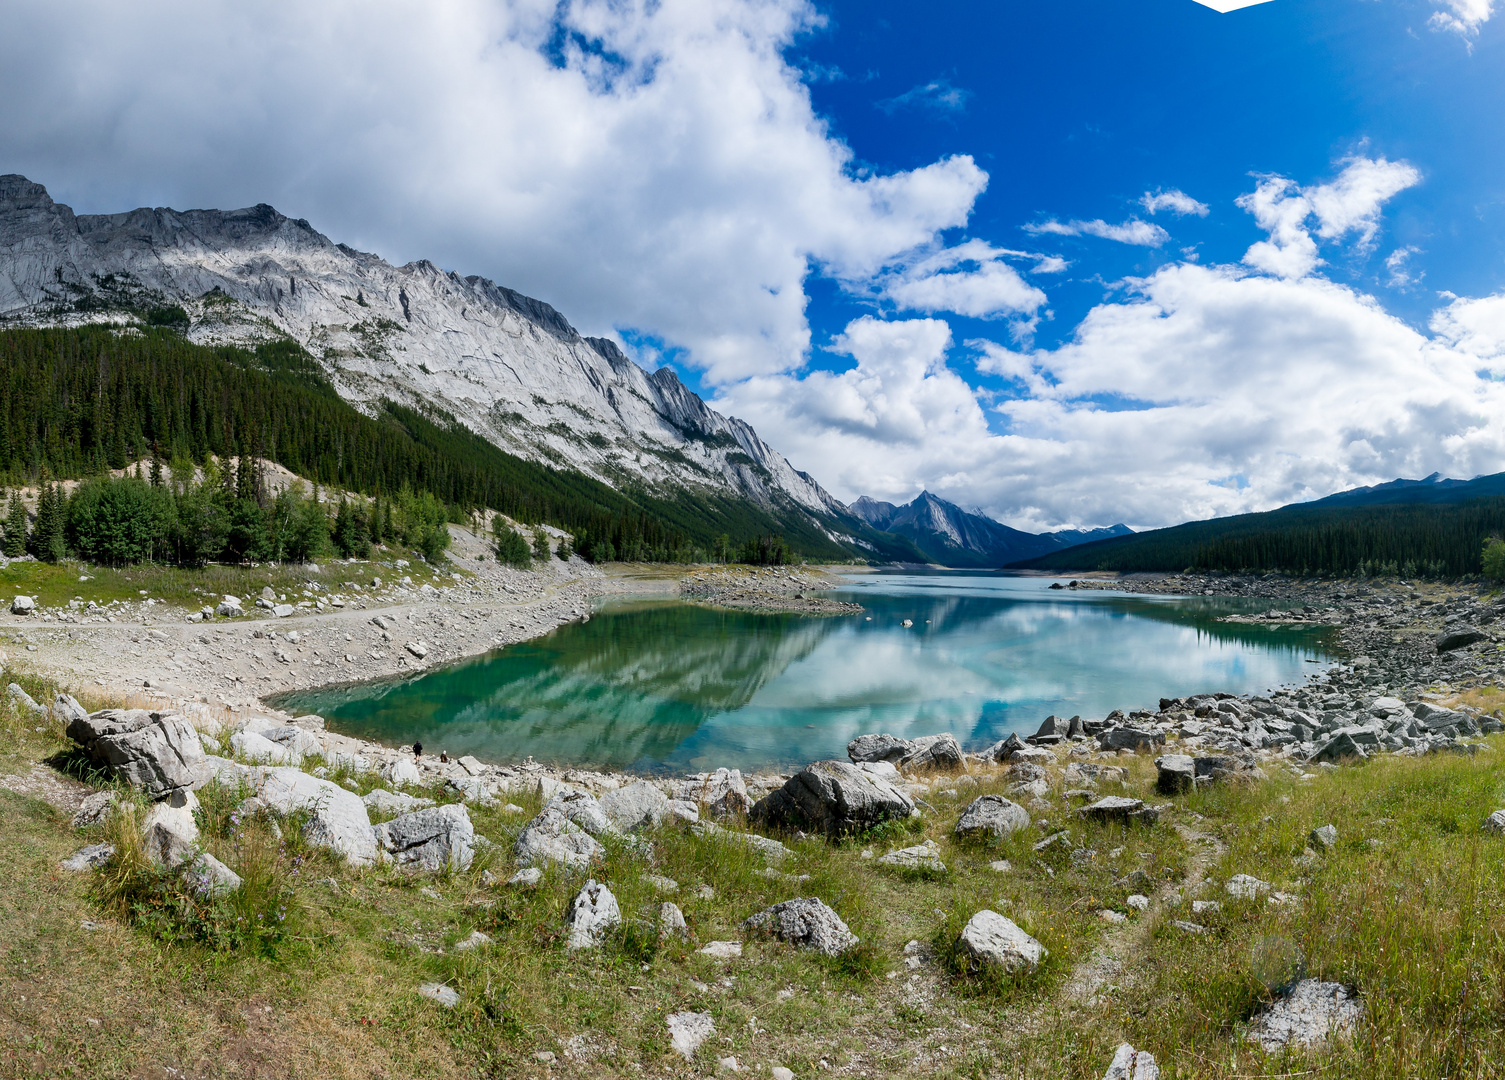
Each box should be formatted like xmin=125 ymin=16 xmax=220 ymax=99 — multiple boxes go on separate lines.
xmin=275 ymin=572 xmax=1335 ymax=774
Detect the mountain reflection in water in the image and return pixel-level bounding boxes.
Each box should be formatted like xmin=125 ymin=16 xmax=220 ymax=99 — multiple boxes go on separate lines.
xmin=276 ymin=573 xmax=1333 ymax=773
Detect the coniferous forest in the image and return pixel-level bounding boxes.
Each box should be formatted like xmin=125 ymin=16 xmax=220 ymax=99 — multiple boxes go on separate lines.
xmin=1014 ymin=498 xmax=1505 ymax=578
xmin=0 ymin=325 xmax=867 ymax=566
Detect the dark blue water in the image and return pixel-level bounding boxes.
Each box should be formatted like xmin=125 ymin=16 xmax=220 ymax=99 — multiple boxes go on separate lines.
xmin=276 ymin=572 xmax=1333 ymax=773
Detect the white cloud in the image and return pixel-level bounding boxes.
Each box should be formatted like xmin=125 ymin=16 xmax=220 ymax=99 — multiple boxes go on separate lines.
xmin=1023 ymin=218 xmax=1170 ymax=246
xmin=875 ymin=78 xmax=971 ymax=115
xmin=0 ymin=0 xmax=988 ymax=384
xmin=880 ymin=241 xmax=1050 ymax=321
xmin=1141 ymin=189 xmax=1210 ymax=217
xmin=1238 ymin=156 xmax=1420 ymax=279
xmin=1385 ymin=246 xmax=1423 ymax=289
xmin=720 ymin=266 xmax=1505 ymax=531
xmin=1429 ymin=0 xmax=1495 ymax=42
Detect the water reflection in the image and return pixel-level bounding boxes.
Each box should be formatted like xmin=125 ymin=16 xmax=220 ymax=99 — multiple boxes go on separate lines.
xmin=277 ymin=573 xmax=1333 ymax=773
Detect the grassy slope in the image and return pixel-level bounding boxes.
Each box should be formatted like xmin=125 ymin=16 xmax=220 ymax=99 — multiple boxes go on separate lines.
xmin=2 ymin=677 xmax=1504 ymax=1078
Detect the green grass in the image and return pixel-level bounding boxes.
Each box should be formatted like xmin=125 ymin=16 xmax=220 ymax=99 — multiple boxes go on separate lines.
xmin=3 ymin=680 xmax=1505 ymax=1077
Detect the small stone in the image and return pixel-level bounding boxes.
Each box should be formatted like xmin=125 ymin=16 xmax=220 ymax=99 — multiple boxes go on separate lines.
xmin=1126 ymin=894 xmax=1149 ymax=911
xmin=699 ymin=940 xmax=742 ymax=958
xmin=418 ymin=983 xmax=460 ymax=1008
xmin=1227 ymin=874 xmax=1271 ymax=900
xmin=1247 ymin=979 xmax=1362 ymax=1052
xmin=988 ymin=859 xmax=1012 ymax=872
xmin=876 ymin=838 xmax=947 ymax=873
xmin=508 ymin=867 xmax=544 ymax=888
xmin=665 ymin=1010 xmax=715 ymax=1061
xmin=1099 ymin=909 xmax=1127 ymax=924
xmin=718 ymin=1056 xmax=741 ymax=1072
xmin=954 ymin=794 xmax=1031 ymax=839
xmin=60 ymin=844 xmax=115 ymax=871
xmin=1102 ymin=1042 xmax=1160 ymax=1080
xmin=453 ymin=930 xmax=492 ymax=952
xmin=1309 ymin=824 xmax=1338 ymax=851
xmin=405 ymin=641 xmax=428 ymax=659
xmin=659 ymin=902 xmax=689 ymax=940
xmin=771 ymin=1069 xmax=796 ymax=1080
xmin=1191 ymin=899 xmax=1222 ymax=915
xmin=957 ymin=909 xmax=1047 ymax=973
xmin=1172 ymin=920 xmax=1207 ymax=934
xmin=1482 ymin=809 xmax=1505 ymax=834
xmin=744 ymin=897 xmax=857 ymax=956
xmin=645 ymin=873 xmax=679 ymax=894
xmin=565 ymin=878 xmax=621 ymax=950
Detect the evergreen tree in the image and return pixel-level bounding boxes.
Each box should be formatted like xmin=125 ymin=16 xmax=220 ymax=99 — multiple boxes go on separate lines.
xmin=2 ymin=490 xmax=26 ymax=557
xmin=149 ymin=445 xmax=164 ymax=488
xmin=532 ymin=528 xmax=551 ymax=561
xmin=32 ymin=475 xmax=67 ymax=562
xmin=492 ymin=517 xmax=531 ymax=569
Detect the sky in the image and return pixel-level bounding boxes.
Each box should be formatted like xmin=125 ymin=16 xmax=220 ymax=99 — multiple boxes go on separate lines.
xmin=2 ymin=0 xmax=1504 ymax=530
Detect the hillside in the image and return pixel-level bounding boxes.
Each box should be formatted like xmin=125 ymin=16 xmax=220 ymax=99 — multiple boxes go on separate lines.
xmin=1012 ymin=496 xmax=1505 ymax=577
xmin=850 ymin=491 xmax=1130 ymax=568
xmin=0 ymin=175 xmax=911 ymax=560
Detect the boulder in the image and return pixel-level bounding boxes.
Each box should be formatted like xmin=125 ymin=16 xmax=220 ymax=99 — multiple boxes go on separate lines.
xmin=1309 ymin=731 xmax=1370 ymax=764
xmin=599 ymin=780 xmax=670 ymax=832
xmin=1436 ymin=628 xmax=1486 ymax=653
xmin=1246 ymin=980 xmax=1362 ymax=1052
xmin=546 ymin=789 xmax=616 ymax=837
xmin=957 ymin=910 xmax=1047 ymax=974
xmin=978 ymin=733 xmax=1028 ymax=762
xmin=1098 ymin=727 xmax=1165 ymax=753
xmin=1226 ymin=874 xmax=1270 ymax=900
xmin=658 ymin=901 xmax=689 ymax=940
xmin=382 ymin=757 xmax=423 ymax=788
xmin=1309 ymin=824 xmax=1338 ymax=851
xmin=405 ymin=641 xmax=428 ymax=659
xmin=671 ymin=768 xmax=751 ymax=819
xmin=71 ymin=790 xmax=116 ymax=828
xmin=1482 ymin=810 xmax=1505 ymax=834
xmin=1102 ymin=1043 xmax=1160 ymax=1080
xmin=230 ymin=729 xmax=295 ymax=765
xmin=508 ymin=867 xmax=544 ymax=888
xmin=954 ymin=795 xmax=1031 ymax=839
xmin=10 ymin=595 xmax=35 ymax=615
xmin=272 ymin=604 xmax=294 ymax=618
xmin=665 ymin=1011 xmax=715 ymax=1061
xmin=60 ymin=843 xmax=115 ymax=871
xmin=216 ymin=595 xmax=244 ymax=618
xmin=418 ymin=983 xmax=460 ymax=1008
xmin=261 ymin=726 xmax=323 ymax=758
xmin=876 ymin=838 xmax=947 ymax=873
xmin=847 ymin=733 xmax=911 ymax=763
xmin=1154 ymin=754 xmax=1195 ymax=795
xmin=372 ymin=803 xmax=476 ymax=871
xmin=6 ymin=683 xmax=47 ymax=719
xmin=1029 ymin=715 xmax=1069 ymax=744
xmin=743 ymin=896 xmax=858 ymax=956
xmin=51 ymin=693 xmax=89 ymax=726
xmin=142 ymin=794 xmax=200 ymax=867
xmin=690 ymin=820 xmax=793 ymax=862
xmin=1077 ymin=796 xmax=1160 ymax=826
xmin=362 ymin=788 xmax=435 ymax=816
xmin=185 ymin=852 xmax=242 ymax=897
xmin=565 ymin=878 xmax=620 ymax=949
xmin=750 ymin=759 xmax=916 ymax=836
xmin=898 ymin=733 xmax=965 ymax=773
xmin=256 ymin=767 xmax=378 ymax=865
xmin=512 ymin=804 xmax=604 ymax=870
xmin=67 ymin=708 xmax=210 ymax=798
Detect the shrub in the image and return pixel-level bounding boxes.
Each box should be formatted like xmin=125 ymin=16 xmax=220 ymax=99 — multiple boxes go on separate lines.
xmin=1483 ymin=537 xmax=1505 ymax=580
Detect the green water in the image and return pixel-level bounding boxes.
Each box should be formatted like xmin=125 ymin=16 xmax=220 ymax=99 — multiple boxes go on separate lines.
xmin=275 ymin=572 xmax=1334 ymax=773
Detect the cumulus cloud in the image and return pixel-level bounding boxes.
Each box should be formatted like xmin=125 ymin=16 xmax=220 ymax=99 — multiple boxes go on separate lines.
xmin=1023 ymin=218 xmax=1170 ymax=246
xmin=1386 ymin=246 xmax=1423 ymax=289
xmin=721 ymin=258 xmax=1505 ymax=530
xmin=880 ymin=241 xmax=1051 ymax=321
xmin=1239 ymin=156 xmax=1421 ymax=279
xmin=0 ymin=0 xmax=987 ymax=383
xmin=1141 ymin=189 xmax=1210 ymax=217
xmin=1429 ymin=0 xmax=1495 ymax=42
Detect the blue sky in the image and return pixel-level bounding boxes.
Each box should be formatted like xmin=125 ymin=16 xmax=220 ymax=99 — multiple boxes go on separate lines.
xmin=2 ymin=0 xmax=1503 ymax=529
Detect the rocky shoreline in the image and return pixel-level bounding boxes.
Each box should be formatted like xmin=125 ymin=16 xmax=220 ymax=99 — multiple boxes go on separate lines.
xmin=678 ymin=564 xmax=865 ymax=615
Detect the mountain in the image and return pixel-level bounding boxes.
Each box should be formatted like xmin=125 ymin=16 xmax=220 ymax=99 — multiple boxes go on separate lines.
xmin=848 ymin=491 xmax=1132 ymax=568
xmin=0 ymin=174 xmax=901 ymax=555
xmin=1304 ymin=471 xmax=1505 ymax=508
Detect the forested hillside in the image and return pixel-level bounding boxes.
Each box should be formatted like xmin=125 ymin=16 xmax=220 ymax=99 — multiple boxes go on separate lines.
xmin=1012 ymin=498 xmax=1505 ymax=578
xmin=0 ymin=326 xmax=912 ymax=564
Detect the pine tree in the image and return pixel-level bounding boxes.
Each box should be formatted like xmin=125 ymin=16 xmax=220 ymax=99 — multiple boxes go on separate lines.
xmin=32 ymin=475 xmax=66 ymax=562
xmin=2 ymin=490 xmax=26 ymax=557
xmin=532 ymin=528 xmax=551 ymax=561
xmin=149 ymin=445 xmax=164 ymax=488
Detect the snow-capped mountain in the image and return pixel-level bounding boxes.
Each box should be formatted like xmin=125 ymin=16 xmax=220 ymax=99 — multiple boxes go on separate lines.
xmin=0 ymin=175 xmax=848 ymax=524
xmin=850 ymin=491 xmax=1132 ymax=567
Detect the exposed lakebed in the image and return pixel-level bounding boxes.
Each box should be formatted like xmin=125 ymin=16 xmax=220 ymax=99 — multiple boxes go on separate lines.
xmin=276 ymin=572 xmax=1336 ymax=773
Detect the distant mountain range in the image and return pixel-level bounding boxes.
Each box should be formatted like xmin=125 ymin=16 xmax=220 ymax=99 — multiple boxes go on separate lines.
xmin=1304 ymin=471 xmax=1505 ymax=508
xmin=848 ymin=491 xmax=1132 ymax=568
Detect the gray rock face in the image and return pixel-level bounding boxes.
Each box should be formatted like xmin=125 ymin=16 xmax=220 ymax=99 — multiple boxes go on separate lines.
xmin=957 ymin=910 xmax=1047 ymax=974
xmin=0 ymin=175 xmax=846 ymax=520
xmin=565 ymin=878 xmax=621 ymax=950
xmin=750 ymin=760 xmax=915 ymax=836
xmin=1310 ymin=731 xmax=1370 ymax=764
xmin=256 ymin=767 xmax=378 ymax=865
xmin=512 ymin=804 xmax=604 ymax=870
xmin=744 ymin=896 xmax=858 ymax=956
xmin=599 ymin=780 xmax=670 ymax=832
xmin=67 ymin=708 xmax=210 ymax=798
xmin=373 ymin=803 xmax=476 ymax=871
xmin=1155 ymin=754 xmax=1195 ymax=794
xmin=847 ymin=733 xmax=911 ymax=763
xmin=954 ymin=795 xmax=1031 ymax=839
xmin=1102 ymin=1043 xmax=1160 ymax=1080
xmin=1247 ymin=980 xmax=1362 ymax=1052
xmin=846 ymin=732 xmax=963 ymax=773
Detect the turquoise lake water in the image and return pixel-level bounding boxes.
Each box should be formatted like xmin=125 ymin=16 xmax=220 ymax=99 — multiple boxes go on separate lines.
xmin=275 ymin=572 xmax=1335 ymax=773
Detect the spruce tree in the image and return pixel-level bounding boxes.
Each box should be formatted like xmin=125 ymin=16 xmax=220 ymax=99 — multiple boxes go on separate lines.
xmin=2 ymin=490 xmax=26 ymax=557
xmin=532 ymin=528 xmax=551 ymax=561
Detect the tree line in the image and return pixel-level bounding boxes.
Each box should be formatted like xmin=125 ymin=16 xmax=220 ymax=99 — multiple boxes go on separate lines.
xmin=1015 ymin=499 xmax=1505 ymax=578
